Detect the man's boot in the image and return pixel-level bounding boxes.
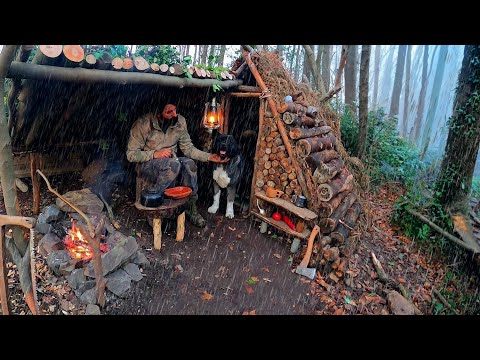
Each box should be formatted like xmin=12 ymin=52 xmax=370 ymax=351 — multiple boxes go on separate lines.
xmin=185 ymin=195 xmax=206 ymax=228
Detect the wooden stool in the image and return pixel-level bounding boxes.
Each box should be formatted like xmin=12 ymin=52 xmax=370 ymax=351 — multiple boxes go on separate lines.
xmin=134 ymin=175 xmax=190 ymax=250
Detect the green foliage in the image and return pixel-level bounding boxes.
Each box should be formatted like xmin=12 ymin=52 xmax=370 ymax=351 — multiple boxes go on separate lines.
xmin=340 ymin=106 xmax=423 ymax=188
xmin=471 ymin=177 xmax=480 ymax=199
xmin=135 ymin=45 xmax=183 ymax=66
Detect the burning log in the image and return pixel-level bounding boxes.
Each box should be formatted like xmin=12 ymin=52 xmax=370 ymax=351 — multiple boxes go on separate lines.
xmin=297 ymin=133 xmax=336 ymax=156
xmin=289 ymin=125 xmax=332 ymax=140
xmin=313 ymin=157 xmax=344 ymax=184
xmin=317 ymin=168 xmax=353 ymax=202
xmin=330 ymin=201 xmax=362 ymax=244
xmin=305 ymin=149 xmax=339 ymax=169
xmin=319 ymin=192 xmax=357 ymax=233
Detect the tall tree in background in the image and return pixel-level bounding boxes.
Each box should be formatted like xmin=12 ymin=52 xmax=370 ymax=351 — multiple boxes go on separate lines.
xmin=401 ymin=45 xmax=412 ymax=137
xmin=322 ymin=45 xmax=331 ymax=89
xmin=420 ymin=45 xmax=449 ymax=158
xmin=411 ymin=46 xmax=429 ymax=143
xmin=294 ymin=45 xmax=302 ymax=82
xmin=373 ymin=45 xmax=381 ymax=108
xmin=217 ymin=45 xmax=226 ymax=67
xmin=344 ymin=45 xmax=358 ymax=114
xmin=389 ymin=45 xmax=407 ymax=119
xmin=357 ymin=45 xmax=371 ymax=159
xmin=277 ymin=45 xmax=284 ymax=56
xmin=435 ymin=45 xmax=480 ymax=214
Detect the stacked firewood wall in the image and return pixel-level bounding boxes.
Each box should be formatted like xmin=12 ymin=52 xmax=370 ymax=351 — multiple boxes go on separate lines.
xmin=275 ymin=92 xmax=362 ymax=278
xmin=254 ymin=117 xmax=300 ymax=201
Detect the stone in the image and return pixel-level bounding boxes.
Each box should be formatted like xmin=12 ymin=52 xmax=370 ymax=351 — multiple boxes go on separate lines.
xmin=56 ymin=188 xmax=104 ymax=214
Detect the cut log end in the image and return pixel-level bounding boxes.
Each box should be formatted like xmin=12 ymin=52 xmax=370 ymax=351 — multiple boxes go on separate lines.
xmin=63 ymin=45 xmax=85 ymax=63
xmin=39 ymin=45 xmax=63 ymax=58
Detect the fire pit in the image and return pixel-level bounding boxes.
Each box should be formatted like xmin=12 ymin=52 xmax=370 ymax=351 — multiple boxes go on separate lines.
xmin=63 ymin=220 xmax=107 ymax=261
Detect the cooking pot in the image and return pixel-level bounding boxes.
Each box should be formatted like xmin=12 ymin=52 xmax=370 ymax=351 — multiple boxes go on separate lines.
xmin=140 ymin=188 xmax=164 ymax=207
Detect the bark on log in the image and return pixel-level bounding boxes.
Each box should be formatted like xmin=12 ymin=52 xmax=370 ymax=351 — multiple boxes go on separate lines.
xmin=277 ymin=101 xmax=307 ymax=114
xmin=319 ymin=192 xmax=357 ymax=233
xmin=6 ymin=62 xmax=243 ymax=89
xmin=318 ymin=189 xmax=351 ymax=217
xmin=305 ymin=149 xmax=339 ymax=169
xmin=318 ymin=168 xmax=352 ymax=201
xmin=330 ymin=201 xmax=361 ymax=244
xmin=297 ymin=134 xmax=336 ymax=156
xmin=289 ymin=125 xmax=332 ymax=140
xmin=292 ymin=114 xmax=316 ymax=128
xmin=313 ymin=157 xmax=344 ymax=184
xmin=96 ymin=52 xmax=113 ymax=70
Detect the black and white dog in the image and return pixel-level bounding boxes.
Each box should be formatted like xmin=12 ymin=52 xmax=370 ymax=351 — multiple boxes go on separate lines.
xmin=208 ymin=134 xmax=244 ymax=219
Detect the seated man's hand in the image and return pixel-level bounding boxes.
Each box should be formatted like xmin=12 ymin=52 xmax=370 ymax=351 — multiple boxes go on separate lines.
xmin=208 ymin=154 xmax=230 ymax=163
xmin=154 ymin=148 xmax=173 ymax=159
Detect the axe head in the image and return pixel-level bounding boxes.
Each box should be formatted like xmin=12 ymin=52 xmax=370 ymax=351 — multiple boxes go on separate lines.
xmin=295 ymin=266 xmax=316 ymax=280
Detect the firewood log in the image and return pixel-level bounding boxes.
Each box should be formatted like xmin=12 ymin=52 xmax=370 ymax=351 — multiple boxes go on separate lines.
xmin=319 ymin=192 xmax=357 ymax=233
xmin=313 ymin=158 xmax=344 ymax=184
xmin=39 ymin=45 xmax=63 ymax=59
xmin=61 ymin=45 xmax=84 ymax=67
xmin=82 ymin=53 xmax=97 ymax=69
xmin=147 ymin=62 xmax=160 ymax=73
xmin=317 ymin=168 xmax=353 ymax=201
xmin=159 ymin=64 xmax=169 ymax=74
xmin=305 ymin=149 xmax=339 ymax=169
xmin=112 ymin=57 xmax=124 ymax=71
xmin=318 ymin=190 xmax=351 ymax=217
xmin=277 ymin=102 xmax=307 ymax=114
xmin=171 ymin=63 xmax=184 ymax=76
xmin=330 ymin=201 xmax=362 ymax=245
xmin=289 ymin=126 xmax=332 ymax=140
xmin=97 ymin=52 xmax=113 ymax=70
xmin=291 ymin=114 xmax=316 ymax=128
xmin=134 ymin=56 xmax=150 ymax=71
xmin=297 ymin=134 xmax=336 ymax=156
xmin=122 ymin=58 xmax=134 ymax=71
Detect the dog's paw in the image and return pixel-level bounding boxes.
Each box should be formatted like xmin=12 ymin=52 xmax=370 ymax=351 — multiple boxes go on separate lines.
xmin=225 ymin=210 xmax=234 ymax=219
xmin=208 ymin=205 xmax=219 ymax=214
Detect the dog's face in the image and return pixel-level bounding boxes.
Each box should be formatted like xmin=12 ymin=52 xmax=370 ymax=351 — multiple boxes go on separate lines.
xmin=213 ymin=134 xmax=239 ymax=159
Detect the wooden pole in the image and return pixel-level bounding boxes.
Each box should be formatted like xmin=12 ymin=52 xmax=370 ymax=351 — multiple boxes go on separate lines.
xmin=223 ymin=94 xmax=231 ymax=134
xmin=241 ymin=48 xmax=311 ymax=203
xmin=176 ymin=212 xmax=185 ymax=241
xmin=228 ymin=92 xmax=261 ymax=97
xmin=0 ymin=227 xmax=9 ymax=315
xmin=7 ymin=61 xmax=242 ymax=89
xmin=250 ymin=98 xmax=266 ymax=214
xmin=153 ymin=218 xmax=162 ymax=250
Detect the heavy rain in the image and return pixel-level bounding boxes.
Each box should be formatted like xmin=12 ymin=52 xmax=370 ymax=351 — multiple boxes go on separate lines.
xmin=0 ymin=44 xmax=479 ymax=316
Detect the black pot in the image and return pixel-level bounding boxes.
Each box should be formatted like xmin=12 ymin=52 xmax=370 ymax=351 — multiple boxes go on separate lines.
xmin=140 ymin=189 xmax=164 ymax=207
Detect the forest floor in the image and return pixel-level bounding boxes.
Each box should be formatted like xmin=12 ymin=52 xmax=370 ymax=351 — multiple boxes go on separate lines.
xmin=2 ymin=175 xmax=479 ymax=315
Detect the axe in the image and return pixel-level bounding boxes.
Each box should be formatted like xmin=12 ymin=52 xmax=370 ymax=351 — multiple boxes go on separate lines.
xmin=295 ymin=224 xmax=320 ymax=280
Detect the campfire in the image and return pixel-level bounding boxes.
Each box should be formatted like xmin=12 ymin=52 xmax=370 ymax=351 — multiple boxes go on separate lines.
xmin=63 ymin=220 xmax=107 ymax=260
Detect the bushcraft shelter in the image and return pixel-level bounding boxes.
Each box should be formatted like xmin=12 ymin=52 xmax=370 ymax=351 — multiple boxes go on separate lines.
xmin=2 ymin=44 xmax=362 ymax=264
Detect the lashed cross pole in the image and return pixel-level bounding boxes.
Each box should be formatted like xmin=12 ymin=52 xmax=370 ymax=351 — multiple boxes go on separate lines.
xmin=241 ymin=46 xmax=310 ymax=204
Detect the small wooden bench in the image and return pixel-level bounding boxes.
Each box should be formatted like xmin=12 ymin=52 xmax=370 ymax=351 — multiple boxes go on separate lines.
xmin=134 ymin=176 xmax=190 ymax=250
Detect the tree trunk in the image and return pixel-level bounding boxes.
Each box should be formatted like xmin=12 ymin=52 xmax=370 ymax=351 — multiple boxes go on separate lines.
xmin=372 ymin=45 xmax=381 ymax=108
xmin=302 ymin=45 xmax=311 ymax=84
xmin=420 ymin=45 xmax=449 ymax=158
xmin=344 ymin=45 xmax=358 ymax=115
xmin=0 ymin=46 xmax=31 ymax=293
xmin=435 ymin=45 xmax=480 ymax=213
xmin=302 ymin=45 xmax=326 ymax=94
xmin=218 ymin=45 xmax=226 ymax=67
xmin=322 ymin=45 xmax=331 ymax=90
xmin=401 ymin=45 xmax=412 ymax=137
xmin=410 ymin=46 xmax=429 ymax=143
xmin=294 ymin=45 xmax=302 ymax=82
xmin=357 ymin=45 xmax=370 ymax=160
xmin=389 ymin=45 xmax=407 ymax=119
xmin=200 ymin=45 xmax=208 ymax=64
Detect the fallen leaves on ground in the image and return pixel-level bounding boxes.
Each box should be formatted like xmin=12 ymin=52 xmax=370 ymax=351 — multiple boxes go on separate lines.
xmin=201 ymin=291 xmax=214 ymax=301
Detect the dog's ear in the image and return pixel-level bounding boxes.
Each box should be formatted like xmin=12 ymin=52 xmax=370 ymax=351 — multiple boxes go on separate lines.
xmin=227 ymin=135 xmax=239 ymax=157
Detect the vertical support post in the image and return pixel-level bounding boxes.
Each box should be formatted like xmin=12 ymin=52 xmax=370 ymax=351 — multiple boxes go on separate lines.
xmin=0 ymin=227 xmax=10 ymax=315
xmin=30 ymin=153 xmax=41 ymax=215
xmin=153 ymin=218 xmax=162 ymax=250
xmin=249 ymin=98 xmax=265 ymax=215
xmin=222 ymin=93 xmax=231 ymax=134
xmin=176 ymin=211 xmax=185 ymax=241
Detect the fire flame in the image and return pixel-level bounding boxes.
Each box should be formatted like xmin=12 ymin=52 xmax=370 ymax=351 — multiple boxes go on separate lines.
xmin=64 ymin=220 xmax=107 ymax=260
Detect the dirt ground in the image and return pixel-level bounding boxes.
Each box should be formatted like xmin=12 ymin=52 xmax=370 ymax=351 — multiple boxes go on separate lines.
xmin=2 ymin=174 xmax=480 ymax=315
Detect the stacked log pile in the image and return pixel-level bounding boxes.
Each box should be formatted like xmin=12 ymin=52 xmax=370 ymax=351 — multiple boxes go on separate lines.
xmin=253 ymin=117 xmax=300 ymax=201
xmin=276 ymin=91 xmax=362 ymax=280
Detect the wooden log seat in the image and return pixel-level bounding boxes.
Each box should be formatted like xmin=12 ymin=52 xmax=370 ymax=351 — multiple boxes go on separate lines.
xmin=134 ymin=175 xmax=189 ymax=250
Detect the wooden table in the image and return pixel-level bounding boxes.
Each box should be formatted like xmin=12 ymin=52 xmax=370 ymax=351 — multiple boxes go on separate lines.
xmin=134 ymin=197 xmax=189 ymax=250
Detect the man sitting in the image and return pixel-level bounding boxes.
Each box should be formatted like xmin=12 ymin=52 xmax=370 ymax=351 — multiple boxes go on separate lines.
xmin=126 ymin=103 xmax=228 ymax=227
